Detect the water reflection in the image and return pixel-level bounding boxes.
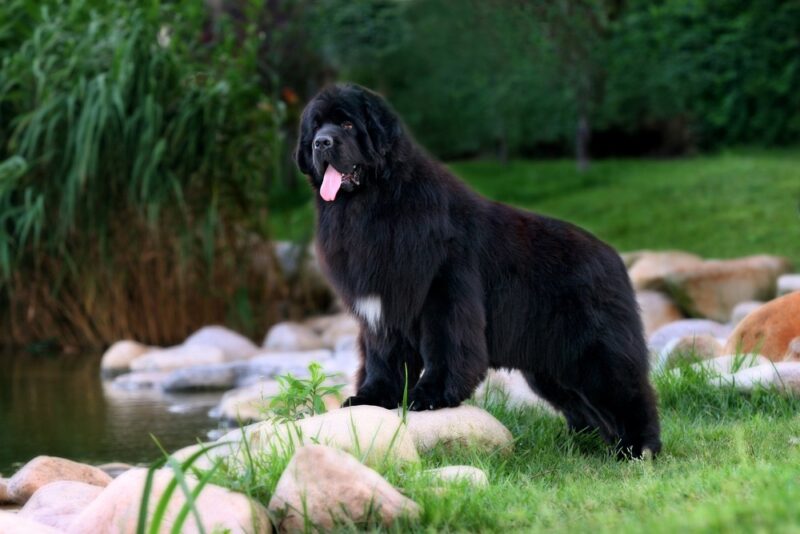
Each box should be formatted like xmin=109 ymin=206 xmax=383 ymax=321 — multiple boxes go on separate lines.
xmin=0 ymin=352 xmax=224 ymax=473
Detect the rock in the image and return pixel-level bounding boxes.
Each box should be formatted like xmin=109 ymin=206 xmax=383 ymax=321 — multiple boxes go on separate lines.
xmin=661 ymin=255 xmax=792 ymax=322
xmin=715 ymin=362 xmax=800 ymax=393
xmin=403 ymin=405 xmax=513 ymax=454
xmin=67 ymin=468 xmax=271 ymax=534
xmin=263 ymin=322 xmax=326 ymax=351
xmin=243 ymin=349 xmax=334 ymax=380
xmin=218 ymin=405 xmax=419 ymax=469
xmin=100 ymin=340 xmax=149 ymax=374
xmin=212 ymin=379 xmax=283 ymax=422
xmin=648 ymin=319 xmax=732 ymax=353
xmin=730 ymin=301 xmax=764 ymax=325
xmin=777 ymin=274 xmax=800 ymax=296
xmin=111 ymin=371 xmax=171 ymax=390
xmin=8 ymin=456 xmax=112 ymax=504
xmin=0 ymin=477 xmax=11 ymax=503
xmin=273 ymin=240 xmax=306 ymax=276
xmin=656 ymin=333 xmax=724 ymax=370
xmin=95 ymin=463 xmax=134 ymax=479
xmin=424 ymin=466 xmax=488 ymax=487
xmin=619 ymin=250 xmax=647 ymax=269
xmin=694 ymin=354 xmax=771 ymax=376
xmin=161 ymin=362 xmax=240 ymax=392
xmin=627 ymin=251 xmax=704 ymax=290
xmin=785 ymin=338 xmax=800 ymax=361
xmin=19 ymin=481 xmax=103 ymax=531
xmin=269 ymin=444 xmax=419 ymax=532
xmin=0 ymin=511 xmax=62 ymax=534
xmin=184 ymin=325 xmax=259 ymax=360
xmin=212 ymin=378 xmax=349 ymax=423
xmin=724 ymin=292 xmax=800 ymax=361
xmin=636 ymin=290 xmax=683 ymax=337
xmin=474 ymin=369 xmax=554 ymax=412
xmin=130 ymin=344 xmax=227 ymax=372
xmin=319 ymin=314 xmax=361 ymax=348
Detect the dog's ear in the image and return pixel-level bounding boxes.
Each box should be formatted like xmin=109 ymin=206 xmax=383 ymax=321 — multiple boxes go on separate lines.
xmin=295 ymin=108 xmax=313 ymax=175
xmin=363 ymin=89 xmax=402 ymax=157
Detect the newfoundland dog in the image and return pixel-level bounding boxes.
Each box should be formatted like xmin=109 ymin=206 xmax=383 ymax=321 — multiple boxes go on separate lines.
xmin=295 ymin=84 xmax=661 ymax=458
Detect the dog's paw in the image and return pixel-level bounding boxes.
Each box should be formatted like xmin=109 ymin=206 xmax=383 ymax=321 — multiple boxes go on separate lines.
xmin=342 ymin=392 xmax=399 ymax=410
xmin=341 ymin=395 xmax=371 ymax=408
xmin=408 ymin=386 xmax=460 ymax=411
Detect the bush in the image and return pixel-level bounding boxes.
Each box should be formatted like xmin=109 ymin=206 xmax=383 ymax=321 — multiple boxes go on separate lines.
xmin=0 ymin=0 xmax=293 ymax=348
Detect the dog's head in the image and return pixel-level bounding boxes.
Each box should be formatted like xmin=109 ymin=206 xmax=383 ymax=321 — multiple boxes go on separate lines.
xmin=295 ymin=84 xmax=403 ymax=202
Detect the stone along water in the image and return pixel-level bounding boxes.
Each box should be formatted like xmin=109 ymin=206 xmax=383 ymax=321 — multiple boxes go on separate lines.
xmin=0 ymin=352 xmax=224 ymax=473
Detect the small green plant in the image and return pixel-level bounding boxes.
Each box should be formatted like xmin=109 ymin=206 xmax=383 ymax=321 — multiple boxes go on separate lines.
xmin=267 ymin=362 xmax=345 ymax=422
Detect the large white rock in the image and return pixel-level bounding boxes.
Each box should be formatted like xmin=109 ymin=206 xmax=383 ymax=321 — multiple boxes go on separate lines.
xmin=715 ymin=362 xmax=800 ymax=393
xmin=424 ymin=466 xmax=488 ymax=487
xmin=403 ymin=405 xmax=513 ymax=454
xmin=263 ymin=322 xmax=326 ymax=351
xmin=777 ymin=274 xmax=800 ymax=296
xmin=730 ymin=301 xmax=764 ymax=325
xmin=319 ymin=314 xmax=361 ymax=348
xmin=474 ymin=369 xmax=555 ymax=412
xmin=212 ymin=378 xmax=347 ymax=423
xmin=212 ymin=379 xmax=283 ymax=422
xmin=628 ymin=251 xmax=704 ymax=290
xmin=243 ymin=349 xmax=334 ymax=380
xmin=100 ymin=340 xmax=149 ymax=374
xmin=130 ymin=344 xmax=226 ymax=372
xmin=161 ymin=362 xmax=241 ymax=392
xmin=0 ymin=511 xmax=62 ymax=534
xmin=19 ymin=481 xmax=103 ymax=531
xmin=636 ymin=290 xmax=683 ymax=337
xmin=111 ymin=371 xmax=171 ymax=390
xmin=694 ymin=354 xmax=771 ymax=376
xmin=648 ymin=319 xmax=732 ymax=353
xmin=269 ymin=445 xmax=419 ymax=532
xmin=217 ymin=405 xmax=419 ymax=469
xmin=66 ymin=468 xmax=271 ymax=534
xmin=655 ymin=333 xmax=724 ymax=371
xmin=661 ymin=255 xmax=791 ymax=322
xmin=184 ymin=325 xmax=259 ymax=360
xmin=8 ymin=456 xmax=112 ymax=504
xmin=0 ymin=477 xmax=11 ymax=503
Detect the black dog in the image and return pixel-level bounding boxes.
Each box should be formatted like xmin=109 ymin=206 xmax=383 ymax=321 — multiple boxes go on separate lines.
xmin=295 ymin=84 xmax=661 ymax=457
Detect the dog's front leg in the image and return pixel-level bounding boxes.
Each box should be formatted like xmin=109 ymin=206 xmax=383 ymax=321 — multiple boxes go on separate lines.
xmin=409 ymin=268 xmax=489 ymax=410
xmin=343 ymin=329 xmax=420 ymax=409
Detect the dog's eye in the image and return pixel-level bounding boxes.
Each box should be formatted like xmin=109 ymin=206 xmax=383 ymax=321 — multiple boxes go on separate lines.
xmin=341 ymin=121 xmax=353 ymax=130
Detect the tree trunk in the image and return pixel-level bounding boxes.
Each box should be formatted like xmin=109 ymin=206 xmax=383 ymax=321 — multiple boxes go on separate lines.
xmin=576 ymin=113 xmax=590 ymax=172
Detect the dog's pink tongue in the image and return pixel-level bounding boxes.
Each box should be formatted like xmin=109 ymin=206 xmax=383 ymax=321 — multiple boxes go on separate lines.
xmin=321 ymin=165 xmax=343 ymax=201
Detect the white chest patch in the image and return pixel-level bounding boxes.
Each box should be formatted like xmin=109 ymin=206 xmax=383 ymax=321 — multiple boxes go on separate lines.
xmin=354 ymin=295 xmax=382 ymax=331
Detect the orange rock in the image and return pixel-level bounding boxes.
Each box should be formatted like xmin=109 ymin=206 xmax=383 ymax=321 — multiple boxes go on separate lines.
xmin=724 ymin=292 xmax=800 ymax=361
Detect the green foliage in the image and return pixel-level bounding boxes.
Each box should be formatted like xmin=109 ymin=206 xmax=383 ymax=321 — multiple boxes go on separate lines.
xmin=604 ymin=0 xmax=800 ymax=147
xmin=0 ymin=0 xmax=277 ymax=282
xmin=314 ymin=0 xmax=800 ymax=158
xmin=271 ymin=150 xmax=800 ymax=266
xmin=267 ymin=362 xmax=346 ymax=422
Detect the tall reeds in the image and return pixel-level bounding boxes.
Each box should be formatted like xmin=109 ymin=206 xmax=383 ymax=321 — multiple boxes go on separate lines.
xmin=0 ymin=0 xmax=303 ymax=348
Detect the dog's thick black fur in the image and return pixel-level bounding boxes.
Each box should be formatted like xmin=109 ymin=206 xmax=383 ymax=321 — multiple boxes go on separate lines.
xmin=296 ymin=84 xmax=661 ymax=457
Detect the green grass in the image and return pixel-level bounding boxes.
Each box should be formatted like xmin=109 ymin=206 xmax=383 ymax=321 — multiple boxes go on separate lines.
xmin=192 ymin=364 xmax=800 ymax=533
xmin=271 ymin=149 xmax=800 ymax=265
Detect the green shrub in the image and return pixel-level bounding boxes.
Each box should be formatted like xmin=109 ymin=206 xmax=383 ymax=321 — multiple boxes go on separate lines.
xmin=0 ymin=0 xmax=290 ymax=347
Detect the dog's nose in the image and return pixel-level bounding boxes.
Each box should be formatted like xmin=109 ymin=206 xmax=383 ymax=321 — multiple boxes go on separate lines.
xmin=313 ymin=134 xmax=333 ymax=151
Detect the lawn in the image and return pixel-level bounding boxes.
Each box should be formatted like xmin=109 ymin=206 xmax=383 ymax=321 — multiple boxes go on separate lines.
xmin=270 ymin=149 xmax=800 ymax=266
xmin=209 ymin=365 xmax=800 ymax=533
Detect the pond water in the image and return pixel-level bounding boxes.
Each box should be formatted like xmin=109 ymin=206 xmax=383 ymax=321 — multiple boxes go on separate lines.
xmin=0 ymin=352 xmax=227 ymax=475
